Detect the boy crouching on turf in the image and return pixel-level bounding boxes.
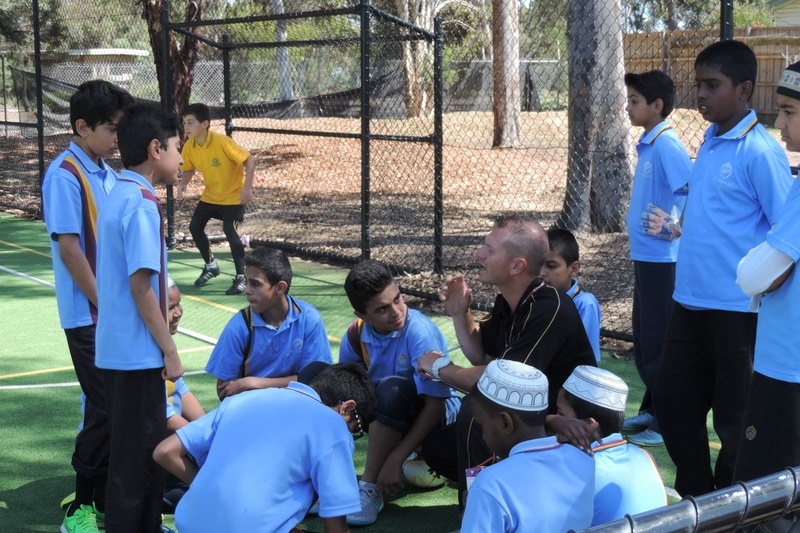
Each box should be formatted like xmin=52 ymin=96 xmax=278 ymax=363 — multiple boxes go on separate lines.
xmin=308 ymin=260 xmax=461 ymax=526
xmin=204 ymin=246 xmax=333 ymax=400
xmin=461 ymin=359 xmax=594 ymax=533
xmin=153 ymin=363 xmax=377 ymax=533
xmin=95 ymin=105 xmax=185 ymax=532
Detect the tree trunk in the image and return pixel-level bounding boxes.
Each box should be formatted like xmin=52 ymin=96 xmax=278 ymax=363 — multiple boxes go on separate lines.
xmin=273 ymin=0 xmax=294 ymax=101
xmin=491 ymin=0 xmax=521 ymax=148
xmin=140 ymin=0 xmax=202 ymax=116
xmin=397 ymin=0 xmax=433 ymax=118
xmin=560 ymin=0 xmax=632 ymax=232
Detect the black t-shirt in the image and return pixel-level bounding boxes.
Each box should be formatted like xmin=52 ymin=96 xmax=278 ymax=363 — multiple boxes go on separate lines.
xmin=480 ymin=278 xmax=596 ymax=411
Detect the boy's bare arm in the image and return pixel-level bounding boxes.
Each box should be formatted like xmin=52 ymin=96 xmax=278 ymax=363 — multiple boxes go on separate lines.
xmin=176 ymin=169 xmax=196 ymax=201
xmin=58 ymin=234 xmax=98 ymax=307
xmin=130 ymin=269 xmax=184 ymax=381
xmin=216 ymin=375 xmax=296 ymax=400
xmin=376 ymin=395 xmax=445 ymax=496
xmin=153 ymin=434 xmax=199 ymax=484
xmin=180 ymin=391 xmax=206 ymax=422
xmin=240 ymin=154 xmax=256 ymax=204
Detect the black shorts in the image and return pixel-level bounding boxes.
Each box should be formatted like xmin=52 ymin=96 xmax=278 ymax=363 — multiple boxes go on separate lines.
xmin=193 ymin=201 xmax=245 ymax=224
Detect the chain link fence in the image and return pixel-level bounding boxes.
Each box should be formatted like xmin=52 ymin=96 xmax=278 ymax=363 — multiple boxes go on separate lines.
xmin=3 ymin=1 xmax=799 ymax=343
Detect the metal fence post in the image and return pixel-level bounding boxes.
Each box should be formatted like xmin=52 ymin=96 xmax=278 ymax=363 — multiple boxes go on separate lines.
xmin=223 ymin=34 xmax=232 ymax=137
xmin=433 ymin=17 xmax=444 ymax=275
xmin=162 ymin=0 xmax=175 ymax=248
xmin=33 ymin=0 xmax=45 ymax=216
xmin=720 ymin=0 xmax=734 ymax=41
xmin=360 ymin=0 xmax=372 ymax=261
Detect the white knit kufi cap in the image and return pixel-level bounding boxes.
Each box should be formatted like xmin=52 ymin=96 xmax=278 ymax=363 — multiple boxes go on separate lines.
xmin=477 ymin=359 xmax=548 ymax=412
xmin=563 ymin=365 xmax=628 ymax=412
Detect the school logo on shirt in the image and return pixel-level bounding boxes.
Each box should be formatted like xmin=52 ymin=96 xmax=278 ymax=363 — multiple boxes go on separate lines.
xmin=211 ymin=158 xmax=221 ymax=167
xmin=398 ymin=353 xmax=409 ymax=369
xmin=715 ymin=162 xmax=734 ymax=187
xmin=642 ymin=162 xmax=652 ymax=178
xmin=292 ymin=338 xmax=304 ymax=353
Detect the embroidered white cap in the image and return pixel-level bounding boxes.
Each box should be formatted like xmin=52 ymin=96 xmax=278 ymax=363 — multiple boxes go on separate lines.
xmin=477 ymin=359 xmax=548 ymax=412
xmin=563 ymin=365 xmax=628 ymax=412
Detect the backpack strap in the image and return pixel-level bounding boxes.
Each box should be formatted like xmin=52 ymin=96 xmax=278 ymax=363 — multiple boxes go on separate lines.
xmin=239 ymin=307 xmax=254 ymax=378
xmin=346 ymin=318 xmax=370 ymax=369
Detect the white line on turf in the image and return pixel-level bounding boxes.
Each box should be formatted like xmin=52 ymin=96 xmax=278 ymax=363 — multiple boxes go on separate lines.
xmin=0 ymin=369 xmax=208 ymax=391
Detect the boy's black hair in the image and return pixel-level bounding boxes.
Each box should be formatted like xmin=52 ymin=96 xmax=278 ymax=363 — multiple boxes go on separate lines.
xmin=471 ymin=381 xmax=548 ymax=428
xmin=117 ymin=105 xmax=181 ymax=168
xmin=563 ymin=390 xmax=624 ymax=436
xmin=311 ymin=362 xmax=378 ymax=427
xmin=69 ymin=80 xmax=134 ymax=136
xmin=623 ymin=70 xmax=676 ymax=118
xmin=182 ymin=102 xmax=211 ymax=124
xmin=343 ymin=260 xmax=395 ymax=314
xmin=546 ymin=227 xmax=580 ymax=265
xmin=494 ymin=214 xmax=549 ymax=276
xmin=244 ymin=247 xmax=293 ymax=291
xmin=695 ymin=40 xmax=757 ymax=88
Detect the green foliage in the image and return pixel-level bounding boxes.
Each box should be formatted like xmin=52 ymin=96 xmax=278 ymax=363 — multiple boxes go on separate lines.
xmin=733 ymin=0 xmax=774 ymax=28
xmin=0 ymin=0 xmax=67 ymax=50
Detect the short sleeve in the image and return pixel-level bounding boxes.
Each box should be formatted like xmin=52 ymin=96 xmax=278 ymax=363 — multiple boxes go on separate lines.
xmin=205 ymin=313 xmax=249 ymax=380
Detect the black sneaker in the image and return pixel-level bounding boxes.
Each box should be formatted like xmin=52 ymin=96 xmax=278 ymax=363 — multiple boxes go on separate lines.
xmin=194 ymin=264 xmax=220 ymax=287
xmin=225 ymin=275 xmax=246 ymax=295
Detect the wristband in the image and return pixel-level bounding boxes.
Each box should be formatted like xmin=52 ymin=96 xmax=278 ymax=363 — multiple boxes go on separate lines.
xmin=431 ymin=356 xmax=453 ymax=380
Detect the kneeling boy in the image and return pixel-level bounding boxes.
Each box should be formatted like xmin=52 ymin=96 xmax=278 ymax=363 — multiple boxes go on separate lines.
xmin=154 ymin=363 xmax=376 ymax=533
xmin=461 ymin=359 xmax=594 ymax=533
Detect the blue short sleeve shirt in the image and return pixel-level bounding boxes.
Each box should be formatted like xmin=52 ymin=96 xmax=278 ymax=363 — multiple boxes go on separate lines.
xmin=205 ymin=295 xmax=333 ymax=380
xmin=674 ymin=111 xmax=792 ymax=311
xmin=460 ymin=436 xmax=595 ymax=533
xmin=42 ymin=142 xmax=119 ymax=328
xmin=96 ymin=170 xmax=168 ymax=370
xmin=568 ymin=280 xmax=602 ymax=362
xmin=175 ymin=383 xmax=360 ymax=532
xmin=754 ymin=178 xmax=800 ymax=383
xmin=166 ymin=377 xmax=191 ymax=419
xmin=626 ymin=121 xmax=691 ymax=263
xmin=591 ymin=433 xmax=667 ymax=525
xmin=338 ymin=308 xmax=456 ymax=398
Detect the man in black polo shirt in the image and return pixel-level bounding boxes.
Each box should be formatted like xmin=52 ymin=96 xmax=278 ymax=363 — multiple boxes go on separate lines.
xmin=418 ymin=214 xmax=596 ymax=506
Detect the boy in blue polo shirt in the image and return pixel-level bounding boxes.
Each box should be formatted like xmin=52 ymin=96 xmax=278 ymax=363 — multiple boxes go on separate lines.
xmin=337 ymin=260 xmax=461 ymax=526
xmin=734 ymin=61 xmax=800 ymax=490
xmin=540 ymin=228 xmax=602 ymax=363
xmin=205 ymin=246 xmax=332 ymax=399
xmin=560 ymin=366 xmax=666 ymax=525
xmin=622 ymin=69 xmax=691 ymax=448
xmin=461 ymin=360 xmax=594 ymax=533
xmin=154 ymin=363 xmax=377 ymax=533
xmin=650 ymin=40 xmax=793 ymax=498
xmin=96 ymin=104 xmax=185 ymax=533
xmin=42 ymin=79 xmax=134 ymax=533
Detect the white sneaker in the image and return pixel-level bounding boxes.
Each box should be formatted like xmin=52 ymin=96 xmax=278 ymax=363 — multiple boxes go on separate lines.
xmin=346 ymin=482 xmax=384 ymax=526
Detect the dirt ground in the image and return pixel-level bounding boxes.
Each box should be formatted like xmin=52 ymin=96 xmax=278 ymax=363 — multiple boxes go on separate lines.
xmin=2 ymin=108 xmax=795 ymax=342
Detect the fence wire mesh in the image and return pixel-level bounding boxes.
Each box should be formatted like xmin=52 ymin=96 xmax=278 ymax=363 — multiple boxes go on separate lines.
xmin=2 ymin=0 xmax=799 ymax=344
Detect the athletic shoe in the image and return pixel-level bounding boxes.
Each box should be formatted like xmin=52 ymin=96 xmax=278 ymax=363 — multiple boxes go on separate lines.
xmin=194 ymin=263 xmax=220 ymax=286
xmin=60 ymin=504 xmax=100 ymax=533
xmin=346 ymin=483 xmax=384 ymax=526
xmin=60 ymin=492 xmax=76 ymax=509
xmin=622 ymin=411 xmax=654 ymax=432
xmin=161 ymin=526 xmax=176 ymax=533
xmin=627 ymin=428 xmax=664 ymax=447
xmin=225 ymin=275 xmax=246 ymax=295
xmin=402 ymin=458 xmax=446 ymax=488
